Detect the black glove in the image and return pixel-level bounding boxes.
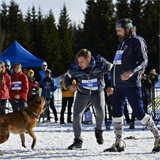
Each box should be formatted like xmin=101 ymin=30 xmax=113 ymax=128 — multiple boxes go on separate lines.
xmin=43 ymin=77 xmax=51 ymax=82
xmin=50 ymin=80 xmax=54 ymax=86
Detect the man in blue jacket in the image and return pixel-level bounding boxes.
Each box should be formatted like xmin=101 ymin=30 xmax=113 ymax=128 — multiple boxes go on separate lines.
xmin=64 ymin=48 xmax=112 ymax=149
xmin=104 ymin=18 xmax=160 ymax=153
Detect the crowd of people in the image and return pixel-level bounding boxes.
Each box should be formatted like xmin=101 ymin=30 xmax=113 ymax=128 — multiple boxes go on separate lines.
xmin=0 ymin=17 xmax=160 ymax=153
xmin=0 ymin=60 xmax=59 ymax=123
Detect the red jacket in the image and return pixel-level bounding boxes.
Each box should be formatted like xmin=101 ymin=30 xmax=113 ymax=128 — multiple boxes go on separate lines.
xmin=0 ymin=71 xmax=12 ymax=100
xmin=9 ymin=71 xmax=29 ymax=102
xmin=27 ymin=77 xmax=38 ymax=97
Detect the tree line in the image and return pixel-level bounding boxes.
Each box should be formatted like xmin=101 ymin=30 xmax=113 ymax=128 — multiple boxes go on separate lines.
xmin=0 ymin=0 xmax=159 ymax=76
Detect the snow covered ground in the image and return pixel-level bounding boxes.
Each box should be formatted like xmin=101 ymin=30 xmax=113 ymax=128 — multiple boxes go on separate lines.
xmin=1 ymin=117 xmax=160 ymax=160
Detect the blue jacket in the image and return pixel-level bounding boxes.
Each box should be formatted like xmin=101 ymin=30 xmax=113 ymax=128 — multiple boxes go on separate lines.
xmin=111 ymin=35 xmax=148 ymax=88
xmin=64 ymin=53 xmax=112 ymax=95
xmin=40 ymin=77 xmax=57 ymax=99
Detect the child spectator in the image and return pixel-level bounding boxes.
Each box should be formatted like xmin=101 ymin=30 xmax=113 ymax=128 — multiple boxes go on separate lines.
xmin=27 ymin=69 xmax=39 ymax=104
xmin=9 ymin=63 xmax=29 ymax=111
xmin=40 ymin=69 xmax=58 ymax=122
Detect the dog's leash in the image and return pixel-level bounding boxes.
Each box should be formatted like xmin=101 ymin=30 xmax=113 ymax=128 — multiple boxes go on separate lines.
xmin=0 ymin=105 xmax=13 ymax=111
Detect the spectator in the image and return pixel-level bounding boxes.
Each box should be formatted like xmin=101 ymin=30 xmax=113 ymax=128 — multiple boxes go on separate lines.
xmin=40 ymin=69 xmax=58 ymax=122
xmin=4 ymin=59 xmax=13 ymax=77
xmin=149 ymin=68 xmax=158 ymax=87
xmin=141 ymin=69 xmax=152 ymax=113
xmin=9 ymin=63 xmax=29 ymax=111
xmin=60 ymin=72 xmax=75 ymax=124
xmin=35 ymin=62 xmax=48 ymax=84
xmin=22 ymin=68 xmax=28 ymax=76
xmin=35 ymin=61 xmax=48 ymax=97
xmin=0 ymin=61 xmax=12 ymax=115
xmin=27 ymin=69 xmax=39 ymax=104
xmin=149 ymin=68 xmax=158 ymax=101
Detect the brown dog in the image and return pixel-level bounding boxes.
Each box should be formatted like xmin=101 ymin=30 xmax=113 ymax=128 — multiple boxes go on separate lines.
xmin=0 ymin=97 xmax=45 ymax=156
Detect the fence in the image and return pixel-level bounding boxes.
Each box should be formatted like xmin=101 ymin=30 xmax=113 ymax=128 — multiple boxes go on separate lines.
xmin=4 ymin=87 xmax=160 ymax=123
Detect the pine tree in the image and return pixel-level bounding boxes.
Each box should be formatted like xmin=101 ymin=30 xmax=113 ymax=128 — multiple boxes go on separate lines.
xmin=7 ymin=0 xmax=24 ymax=44
xmin=58 ymin=4 xmax=74 ymax=72
xmin=0 ymin=1 xmax=10 ymax=53
xmin=116 ymin=0 xmax=130 ymax=19
xmin=30 ymin=6 xmax=39 ymax=56
xmin=41 ymin=10 xmax=62 ymax=76
xmin=130 ymin=0 xmax=145 ymax=34
xmin=83 ymin=0 xmax=117 ymax=61
xmin=141 ymin=0 xmax=160 ymax=73
xmin=24 ymin=8 xmax=34 ymax=53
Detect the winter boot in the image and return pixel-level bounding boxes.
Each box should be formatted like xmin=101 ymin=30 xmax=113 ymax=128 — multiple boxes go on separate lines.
xmin=104 ymin=140 xmax=125 ymax=152
xmin=129 ymin=122 xmax=135 ymax=129
xmin=68 ymin=138 xmax=83 ymax=150
xmin=152 ymin=137 xmax=160 ymax=153
xmin=105 ymin=119 xmax=112 ymax=130
xmin=67 ymin=117 xmax=72 ymax=123
xmin=60 ymin=116 xmax=65 ymax=124
xmin=95 ymin=129 xmax=104 ymax=144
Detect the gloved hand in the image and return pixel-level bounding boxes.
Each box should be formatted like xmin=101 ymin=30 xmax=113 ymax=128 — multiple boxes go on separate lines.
xmin=43 ymin=77 xmax=51 ymax=82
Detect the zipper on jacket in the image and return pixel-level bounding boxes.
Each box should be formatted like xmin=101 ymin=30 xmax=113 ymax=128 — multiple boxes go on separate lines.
xmin=87 ymin=67 xmax=94 ymax=95
xmin=113 ymin=42 xmax=125 ymax=88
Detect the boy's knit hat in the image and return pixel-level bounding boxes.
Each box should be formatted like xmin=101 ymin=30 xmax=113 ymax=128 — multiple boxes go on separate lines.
xmin=28 ymin=69 xmax=34 ymax=76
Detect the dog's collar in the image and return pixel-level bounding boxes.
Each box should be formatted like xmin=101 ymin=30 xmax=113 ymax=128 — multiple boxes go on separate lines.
xmin=24 ymin=107 xmax=40 ymax=119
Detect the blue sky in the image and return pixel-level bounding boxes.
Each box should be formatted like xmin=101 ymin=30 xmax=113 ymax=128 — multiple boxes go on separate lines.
xmin=3 ymin=0 xmax=117 ymax=25
xmin=4 ymin=0 xmax=87 ymax=24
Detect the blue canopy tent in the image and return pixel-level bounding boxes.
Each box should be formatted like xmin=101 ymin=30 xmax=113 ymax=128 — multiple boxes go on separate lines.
xmin=0 ymin=40 xmax=45 ymax=67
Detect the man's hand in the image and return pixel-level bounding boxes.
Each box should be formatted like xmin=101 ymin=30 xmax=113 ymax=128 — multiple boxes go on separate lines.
xmin=121 ymin=70 xmax=134 ymax=81
xmin=69 ymin=84 xmax=78 ymax=91
xmin=105 ymin=87 xmax=114 ymax=96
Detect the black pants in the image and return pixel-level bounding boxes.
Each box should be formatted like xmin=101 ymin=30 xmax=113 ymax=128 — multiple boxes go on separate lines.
xmin=124 ymin=102 xmax=135 ymax=123
xmin=0 ymin=99 xmax=7 ymax=115
xmin=60 ymin=97 xmax=74 ymax=122
xmin=46 ymin=98 xmax=58 ymax=121
xmin=10 ymin=100 xmax=27 ymax=111
xmin=104 ymin=94 xmax=112 ymax=123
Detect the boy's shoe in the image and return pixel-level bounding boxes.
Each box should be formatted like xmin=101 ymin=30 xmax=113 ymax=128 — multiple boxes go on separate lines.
xmin=129 ymin=122 xmax=135 ymax=129
xmin=152 ymin=137 xmax=160 ymax=153
xmin=104 ymin=140 xmax=125 ymax=152
xmin=60 ymin=121 xmax=66 ymax=124
xmin=67 ymin=120 xmax=72 ymax=123
xmin=95 ymin=129 xmax=104 ymax=144
xmin=105 ymin=119 xmax=112 ymax=130
xmin=68 ymin=138 xmax=83 ymax=150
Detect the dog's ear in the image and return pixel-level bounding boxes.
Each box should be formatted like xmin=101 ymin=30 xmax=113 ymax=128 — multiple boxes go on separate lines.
xmin=35 ymin=97 xmax=42 ymax=104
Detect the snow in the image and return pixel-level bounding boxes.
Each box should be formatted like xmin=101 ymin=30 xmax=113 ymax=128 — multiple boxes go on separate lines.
xmin=1 ymin=118 xmax=160 ymax=159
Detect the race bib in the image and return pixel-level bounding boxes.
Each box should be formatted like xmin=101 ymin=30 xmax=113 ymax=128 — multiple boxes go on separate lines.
xmin=12 ymin=81 xmax=22 ymax=90
xmin=82 ymin=78 xmax=98 ymax=90
xmin=113 ymin=50 xmax=124 ymax=65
